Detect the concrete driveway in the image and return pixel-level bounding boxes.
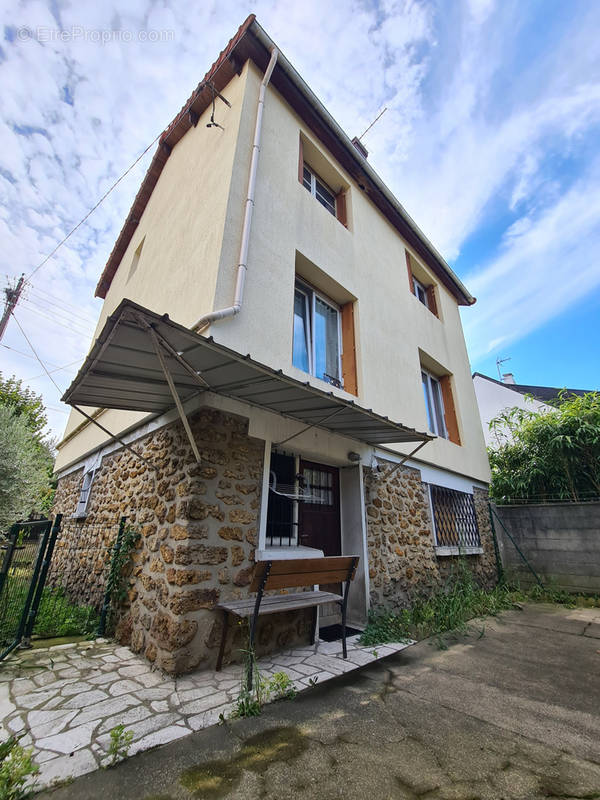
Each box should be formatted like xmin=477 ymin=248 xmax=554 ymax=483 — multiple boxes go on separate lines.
xmin=40 ymin=603 xmax=600 ymax=800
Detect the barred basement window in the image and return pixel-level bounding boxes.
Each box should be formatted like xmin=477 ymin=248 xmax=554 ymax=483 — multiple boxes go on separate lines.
xmin=429 ymin=485 xmax=480 ymax=548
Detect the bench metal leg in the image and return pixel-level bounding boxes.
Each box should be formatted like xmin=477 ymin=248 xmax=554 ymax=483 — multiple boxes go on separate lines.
xmin=310 ymin=607 xmax=318 ymax=646
xmin=216 ymin=610 xmax=228 ymax=672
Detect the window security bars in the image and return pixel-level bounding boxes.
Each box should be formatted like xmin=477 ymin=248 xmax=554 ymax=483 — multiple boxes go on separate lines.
xmin=430 ymin=485 xmax=481 ymax=548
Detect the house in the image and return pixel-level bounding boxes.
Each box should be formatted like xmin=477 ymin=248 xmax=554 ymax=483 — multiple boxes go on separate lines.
xmin=52 ymin=15 xmax=495 ymax=674
xmin=473 ymin=372 xmax=590 ymax=447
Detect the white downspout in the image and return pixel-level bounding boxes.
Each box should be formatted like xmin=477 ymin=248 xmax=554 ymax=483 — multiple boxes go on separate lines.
xmin=193 ymin=47 xmax=279 ymax=333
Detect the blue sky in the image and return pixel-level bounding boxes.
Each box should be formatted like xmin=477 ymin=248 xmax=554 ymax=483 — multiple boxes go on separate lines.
xmin=1 ymin=0 xmax=599 ymax=437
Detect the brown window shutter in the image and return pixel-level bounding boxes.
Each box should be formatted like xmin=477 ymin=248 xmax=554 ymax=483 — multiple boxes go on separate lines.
xmin=341 ymin=301 xmax=358 ymax=395
xmin=336 ymin=191 xmax=347 ymax=227
xmin=440 ymin=375 xmax=461 ymax=445
xmin=426 ymin=285 xmax=438 ymax=317
xmin=405 ymin=251 xmax=415 ymax=294
xmin=298 ymin=136 xmax=304 ymax=184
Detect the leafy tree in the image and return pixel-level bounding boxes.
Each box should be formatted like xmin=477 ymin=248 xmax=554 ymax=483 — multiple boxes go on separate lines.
xmin=0 ymin=406 xmax=53 ymax=532
xmin=488 ymin=391 xmax=600 ymax=502
xmin=0 ymin=374 xmax=47 ymax=442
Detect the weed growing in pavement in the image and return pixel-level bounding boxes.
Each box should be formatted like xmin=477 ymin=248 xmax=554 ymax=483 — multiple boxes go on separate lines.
xmin=0 ymin=735 xmax=39 ymax=800
xmin=106 ymin=724 xmax=134 ymax=767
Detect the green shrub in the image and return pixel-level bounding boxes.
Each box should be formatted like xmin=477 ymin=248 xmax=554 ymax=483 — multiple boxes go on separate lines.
xmin=0 ymin=735 xmax=39 ymax=800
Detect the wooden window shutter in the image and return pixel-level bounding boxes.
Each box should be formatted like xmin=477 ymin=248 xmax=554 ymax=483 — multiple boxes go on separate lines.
xmin=336 ymin=191 xmax=347 ymax=227
xmin=298 ymin=136 xmax=304 ymax=184
xmin=426 ymin=285 xmax=438 ymax=317
xmin=440 ymin=375 xmax=461 ymax=445
xmin=341 ymin=301 xmax=358 ymax=396
xmin=405 ymin=251 xmax=415 ymax=294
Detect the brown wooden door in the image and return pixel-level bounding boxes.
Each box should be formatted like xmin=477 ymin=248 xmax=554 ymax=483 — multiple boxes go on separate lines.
xmin=298 ymin=460 xmax=341 ymax=555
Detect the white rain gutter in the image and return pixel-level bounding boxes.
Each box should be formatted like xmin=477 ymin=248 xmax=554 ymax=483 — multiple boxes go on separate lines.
xmin=193 ymin=47 xmax=279 ymax=333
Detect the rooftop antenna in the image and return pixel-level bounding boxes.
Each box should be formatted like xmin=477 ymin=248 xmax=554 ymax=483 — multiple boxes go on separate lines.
xmin=358 ymin=107 xmax=388 ymax=141
xmin=496 ymin=356 xmax=511 ymax=380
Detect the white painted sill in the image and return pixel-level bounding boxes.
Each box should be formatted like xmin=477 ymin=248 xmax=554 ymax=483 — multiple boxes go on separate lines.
xmin=256 ymin=546 xmax=324 ymax=561
xmin=435 ymin=545 xmax=483 ymax=557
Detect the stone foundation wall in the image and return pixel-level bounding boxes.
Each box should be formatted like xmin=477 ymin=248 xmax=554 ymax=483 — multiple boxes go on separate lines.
xmin=53 ymin=407 xmax=311 ymax=674
xmin=364 ymin=462 xmax=496 ymax=611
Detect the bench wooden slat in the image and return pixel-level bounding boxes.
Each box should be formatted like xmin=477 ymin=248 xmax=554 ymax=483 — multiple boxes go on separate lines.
xmin=265 ymin=557 xmax=357 ymax=575
xmin=250 ymin=556 xmax=358 ymax=592
xmin=259 ymin=571 xmax=352 ymax=591
xmin=217 ymin=590 xmax=342 ymax=617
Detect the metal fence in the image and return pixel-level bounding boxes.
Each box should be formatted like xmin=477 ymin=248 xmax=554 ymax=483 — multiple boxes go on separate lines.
xmin=0 ymin=514 xmax=126 ymax=661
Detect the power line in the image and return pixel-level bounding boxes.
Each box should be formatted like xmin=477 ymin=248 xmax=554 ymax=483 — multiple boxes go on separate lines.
xmin=19 ymin=297 xmax=94 ymax=337
xmin=20 ymin=294 xmax=94 ymax=332
xmin=25 ymin=286 xmax=97 ymax=326
xmin=26 ymin=132 xmax=162 ymax=282
xmin=1 ymin=342 xmax=66 ymax=369
xmin=11 ymin=315 xmax=65 ymax=396
xmin=22 ymin=359 xmax=82 ymax=382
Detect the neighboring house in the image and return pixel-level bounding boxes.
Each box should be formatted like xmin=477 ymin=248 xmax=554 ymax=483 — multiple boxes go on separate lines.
xmin=52 ymin=16 xmax=495 ymax=674
xmin=473 ymin=372 xmax=590 ymax=447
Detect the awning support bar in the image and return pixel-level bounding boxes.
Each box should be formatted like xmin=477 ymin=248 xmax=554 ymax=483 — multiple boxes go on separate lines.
xmin=132 ymin=312 xmax=211 ymax=391
xmin=275 ymin=406 xmax=346 ymax=447
xmin=71 ymin=405 xmax=157 ymax=472
xmin=148 ymin=327 xmax=202 ymax=463
xmin=378 ymin=440 xmax=430 ymax=475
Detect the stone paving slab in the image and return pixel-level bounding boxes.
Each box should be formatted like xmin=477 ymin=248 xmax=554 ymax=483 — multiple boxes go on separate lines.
xmin=0 ymin=634 xmax=412 ymax=792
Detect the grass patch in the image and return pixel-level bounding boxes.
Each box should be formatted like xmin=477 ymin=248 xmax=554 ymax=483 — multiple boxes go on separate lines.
xmin=359 ymin=560 xmax=600 ymax=648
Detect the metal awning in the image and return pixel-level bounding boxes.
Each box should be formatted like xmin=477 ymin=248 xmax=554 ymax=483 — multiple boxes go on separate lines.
xmin=62 ymin=299 xmax=432 ymax=456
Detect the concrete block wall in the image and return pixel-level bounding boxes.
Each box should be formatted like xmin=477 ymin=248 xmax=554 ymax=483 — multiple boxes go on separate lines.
xmin=493 ymin=502 xmax=600 ymax=593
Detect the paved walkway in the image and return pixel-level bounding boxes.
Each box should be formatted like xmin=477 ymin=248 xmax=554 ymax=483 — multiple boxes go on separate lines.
xmin=35 ymin=603 xmax=600 ymax=800
xmin=0 ymin=634 xmax=410 ymax=791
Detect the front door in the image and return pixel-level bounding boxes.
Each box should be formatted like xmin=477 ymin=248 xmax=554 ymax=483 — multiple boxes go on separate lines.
xmin=298 ymin=460 xmax=341 ymax=555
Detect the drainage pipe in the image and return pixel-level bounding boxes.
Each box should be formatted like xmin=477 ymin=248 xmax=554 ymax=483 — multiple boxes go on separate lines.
xmin=193 ymin=47 xmax=279 ymax=332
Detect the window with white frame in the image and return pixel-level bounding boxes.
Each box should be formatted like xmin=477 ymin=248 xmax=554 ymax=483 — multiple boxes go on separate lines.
xmin=413 ymin=277 xmax=429 ymax=308
xmin=293 ymin=279 xmax=342 ymax=386
xmin=74 ymin=469 xmax=95 ymax=518
xmin=302 ymin=164 xmax=336 ymax=216
xmin=421 ymin=370 xmax=447 ymax=438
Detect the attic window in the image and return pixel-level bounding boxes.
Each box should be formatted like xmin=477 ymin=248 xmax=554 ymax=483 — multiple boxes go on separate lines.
xmin=302 ymin=164 xmax=336 ymax=216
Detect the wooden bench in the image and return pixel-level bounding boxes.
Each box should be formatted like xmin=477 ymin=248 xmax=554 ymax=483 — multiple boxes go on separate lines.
xmin=216 ymin=555 xmax=360 ymax=684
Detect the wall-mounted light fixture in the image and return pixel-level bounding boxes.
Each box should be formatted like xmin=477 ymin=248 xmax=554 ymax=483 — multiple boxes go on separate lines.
xmin=347 ymin=451 xmax=361 ymax=463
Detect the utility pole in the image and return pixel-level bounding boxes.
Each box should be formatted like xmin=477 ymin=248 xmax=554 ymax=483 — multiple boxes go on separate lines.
xmin=0 ymin=274 xmax=25 ymax=343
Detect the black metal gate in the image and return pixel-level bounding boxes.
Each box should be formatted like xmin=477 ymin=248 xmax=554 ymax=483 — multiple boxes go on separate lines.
xmin=0 ymin=516 xmax=60 ymax=660
xmin=0 ymin=513 xmax=126 ymax=662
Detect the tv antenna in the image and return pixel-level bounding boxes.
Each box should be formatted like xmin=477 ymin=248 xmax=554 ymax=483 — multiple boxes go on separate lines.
xmin=496 ymin=355 xmax=511 ymax=380
xmin=358 ymin=107 xmax=388 ymax=141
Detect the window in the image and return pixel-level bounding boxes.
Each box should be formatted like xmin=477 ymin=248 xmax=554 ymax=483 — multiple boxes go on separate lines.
xmin=429 ymin=485 xmax=481 ymax=549
xmin=413 ymin=277 xmax=429 ymax=308
xmin=74 ymin=469 xmax=95 ymax=518
xmin=127 ymin=237 xmax=144 ymax=283
xmin=293 ymin=279 xmax=342 ymax=386
xmin=405 ymin=251 xmax=438 ymax=317
xmin=302 ymin=164 xmax=336 ymax=216
xmin=422 ymin=370 xmax=447 ymax=438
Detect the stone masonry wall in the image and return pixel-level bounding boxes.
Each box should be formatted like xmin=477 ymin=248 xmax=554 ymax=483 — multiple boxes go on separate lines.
xmin=364 ymin=462 xmax=496 ymax=612
xmin=53 ymin=407 xmax=312 ymax=674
